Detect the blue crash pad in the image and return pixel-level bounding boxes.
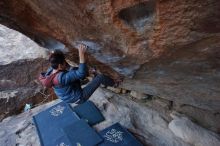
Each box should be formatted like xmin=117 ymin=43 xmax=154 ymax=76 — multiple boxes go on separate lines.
xmin=73 ymin=100 xmax=105 ymax=125
xmin=33 ymin=102 xmax=79 ymax=146
xmin=99 ymin=123 xmax=143 ymax=146
xmin=63 ymin=119 xmax=103 ymax=146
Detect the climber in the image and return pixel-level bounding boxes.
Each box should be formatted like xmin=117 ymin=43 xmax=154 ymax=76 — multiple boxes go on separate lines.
xmin=39 ymin=44 xmax=122 ymax=104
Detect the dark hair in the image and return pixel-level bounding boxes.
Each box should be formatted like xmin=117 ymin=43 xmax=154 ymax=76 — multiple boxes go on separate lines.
xmin=49 ymin=50 xmax=65 ymax=69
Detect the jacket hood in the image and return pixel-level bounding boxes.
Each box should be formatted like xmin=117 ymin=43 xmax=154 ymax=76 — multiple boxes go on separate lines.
xmin=39 ymin=68 xmax=59 ymax=88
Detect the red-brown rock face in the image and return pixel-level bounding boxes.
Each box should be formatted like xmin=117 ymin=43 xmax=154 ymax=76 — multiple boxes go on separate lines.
xmin=0 ymin=0 xmax=220 ymax=111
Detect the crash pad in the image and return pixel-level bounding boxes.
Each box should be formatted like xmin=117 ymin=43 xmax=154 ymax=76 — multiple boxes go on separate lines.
xmin=63 ymin=119 xmax=103 ymax=146
xmin=73 ymin=100 xmax=105 ymax=125
xmin=33 ymin=102 xmax=79 ymax=146
xmin=99 ymin=123 xmax=143 ymax=146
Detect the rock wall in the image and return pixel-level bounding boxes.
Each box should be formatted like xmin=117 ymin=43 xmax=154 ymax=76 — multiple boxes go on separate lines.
xmin=0 ymin=24 xmax=54 ymax=120
xmin=0 ymin=59 xmax=55 ymax=120
xmin=0 ymin=0 xmax=220 ymax=145
xmin=0 ymin=0 xmax=219 ymax=112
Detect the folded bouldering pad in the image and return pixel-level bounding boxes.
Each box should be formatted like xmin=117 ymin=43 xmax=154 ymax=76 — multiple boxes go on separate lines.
xmin=63 ymin=119 xmax=103 ymax=146
xmin=73 ymin=100 xmax=105 ymax=125
xmin=98 ymin=123 xmax=143 ymax=146
xmin=33 ymin=102 xmax=79 ymax=146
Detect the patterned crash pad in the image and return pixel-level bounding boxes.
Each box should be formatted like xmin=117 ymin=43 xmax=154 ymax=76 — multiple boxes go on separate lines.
xmin=99 ymin=123 xmax=143 ymax=146
xmin=33 ymin=102 xmax=79 ymax=146
xmin=73 ymin=100 xmax=105 ymax=126
xmin=63 ymin=119 xmax=103 ymax=146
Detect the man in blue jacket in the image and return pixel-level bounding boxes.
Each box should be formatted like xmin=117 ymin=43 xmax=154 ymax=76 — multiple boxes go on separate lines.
xmin=39 ymin=44 xmax=120 ymax=104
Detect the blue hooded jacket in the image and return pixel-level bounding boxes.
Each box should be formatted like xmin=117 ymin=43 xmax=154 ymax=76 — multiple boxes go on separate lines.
xmin=41 ymin=63 xmax=87 ymax=103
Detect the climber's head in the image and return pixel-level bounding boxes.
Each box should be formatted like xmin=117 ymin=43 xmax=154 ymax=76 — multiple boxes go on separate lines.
xmin=49 ymin=50 xmax=67 ymax=70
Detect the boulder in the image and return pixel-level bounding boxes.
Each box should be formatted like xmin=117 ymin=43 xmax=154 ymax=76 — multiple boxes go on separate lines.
xmin=0 ymin=0 xmax=219 ymax=112
xmin=0 ymin=24 xmax=52 ymax=120
xmin=169 ymin=112 xmax=220 ymax=146
xmin=130 ymin=91 xmax=148 ymax=100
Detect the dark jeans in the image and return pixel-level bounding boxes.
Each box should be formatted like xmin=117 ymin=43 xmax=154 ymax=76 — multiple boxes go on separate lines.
xmin=77 ymin=74 xmax=115 ymax=104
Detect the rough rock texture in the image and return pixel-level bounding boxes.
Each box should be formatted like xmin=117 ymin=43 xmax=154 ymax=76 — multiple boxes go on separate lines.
xmin=0 ymin=59 xmax=55 ymax=120
xmin=0 ymin=24 xmax=47 ymax=65
xmin=174 ymin=103 xmax=220 ymax=133
xmin=169 ymin=112 xmax=220 ymax=146
xmin=0 ymin=0 xmax=220 ymax=145
xmin=0 ymin=24 xmax=54 ymax=120
xmin=0 ymin=0 xmax=220 ymax=113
